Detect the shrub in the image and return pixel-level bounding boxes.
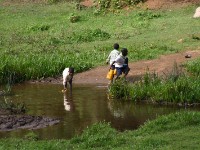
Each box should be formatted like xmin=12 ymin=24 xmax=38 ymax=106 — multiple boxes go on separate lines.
xmin=0 ymin=99 xmax=27 ymax=114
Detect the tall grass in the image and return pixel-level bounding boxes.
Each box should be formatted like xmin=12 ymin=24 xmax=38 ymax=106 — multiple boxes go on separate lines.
xmin=0 ymin=1 xmax=199 ymax=83
xmin=109 ymin=63 xmax=200 ymax=104
xmin=185 ymin=58 xmax=200 ymax=76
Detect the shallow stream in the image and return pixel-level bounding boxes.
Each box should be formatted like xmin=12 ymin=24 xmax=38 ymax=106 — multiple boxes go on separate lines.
xmin=0 ymin=83 xmax=194 ymax=140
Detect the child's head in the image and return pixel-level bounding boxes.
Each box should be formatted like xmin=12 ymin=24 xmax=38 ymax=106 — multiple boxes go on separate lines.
xmin=121 ymin=48 xmax=128 ymax=56
xmin=69 ymin=67 xmax=74 ymax=75
xmin=113 ymin=43 xmax=119 ymax=50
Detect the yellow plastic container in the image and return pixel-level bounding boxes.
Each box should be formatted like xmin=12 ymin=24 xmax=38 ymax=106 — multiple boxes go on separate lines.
xmin=62 ymin=89 xmax=67 ymax=93
xmin=106 ymin=69 xmax=114 ymax=80
xmin=113 ymin=69 xmax=117 ymax=75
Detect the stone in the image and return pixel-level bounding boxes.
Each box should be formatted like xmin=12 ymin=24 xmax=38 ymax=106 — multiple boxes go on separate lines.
xmin=193 ymin=7 xmax=200 ymax=18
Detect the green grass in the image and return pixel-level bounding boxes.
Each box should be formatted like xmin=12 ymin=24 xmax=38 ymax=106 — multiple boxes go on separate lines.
xmin=109 ymin=67 xmax=200 ymax=104
xmin=1 ymin=1 xmax=200 ymax=149
xmin=0 ymin=111 xmax=200 ymax=149
xmin=0 ymin=1 xmax=200 ymax=83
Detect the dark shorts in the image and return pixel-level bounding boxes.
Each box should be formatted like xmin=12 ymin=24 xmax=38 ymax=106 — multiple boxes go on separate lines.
xmin=115 ymin=67 xmax=124 ymax=76
xmin=123 ymin=65 xmax=130 ymax=74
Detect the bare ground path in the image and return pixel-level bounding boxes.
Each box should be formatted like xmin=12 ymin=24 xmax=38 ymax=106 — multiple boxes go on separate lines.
xmin=73 ymin=50 xmax=200 ymax=84
xmin=34 ymin=50 xmax=200 ymax=85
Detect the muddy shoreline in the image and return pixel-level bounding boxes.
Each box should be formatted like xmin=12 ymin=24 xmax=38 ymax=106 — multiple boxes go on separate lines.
xmin=0 ymin=109 xmax=60 ymax=131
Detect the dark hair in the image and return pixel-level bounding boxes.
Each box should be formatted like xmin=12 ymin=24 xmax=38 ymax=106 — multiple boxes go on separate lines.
xmin=113 ymin=43 xmax=119 ymax=50
xmin=121 ymin=48 xmax=128 ymax=56
xmin=69 ymin=67 xmax=74 ymax=73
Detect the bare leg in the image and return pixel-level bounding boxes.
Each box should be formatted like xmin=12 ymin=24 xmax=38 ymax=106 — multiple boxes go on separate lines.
xmin=69 ymin=80 xmax=72 ymax=92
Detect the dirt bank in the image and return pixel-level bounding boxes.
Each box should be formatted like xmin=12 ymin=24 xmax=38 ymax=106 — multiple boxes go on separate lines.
xmin=30 ymin=50 xmax=200 ymax=85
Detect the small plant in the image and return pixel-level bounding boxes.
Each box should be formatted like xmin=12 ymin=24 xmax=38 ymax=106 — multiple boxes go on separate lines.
xmin=95 ymin=0 xmax=146 ymax=10
xmin=69 ymin=13 xmax=81 ymax=23
xmin=192 ymin=34 xmax=200 ymax=40
xmin=28 ymin=24 xmax=50 ymax=32
xmin=69 ymin=28 xmax=110 ymax=42
xmin=46 ymin=0 xmax=60 ymax=4
xmin=185 ymin=58 xmax=200 ymax=76
xmin=109 ymin=78 xmax=130 ymax=99
xmin=24 ymin=132 xmax=39 ymax=141
xmin=0 ymin=98 xmax=27 ymax=114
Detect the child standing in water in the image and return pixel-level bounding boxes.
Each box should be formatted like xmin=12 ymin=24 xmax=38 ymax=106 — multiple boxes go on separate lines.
xmin=62 ymin=67 xmax=74 ymax=92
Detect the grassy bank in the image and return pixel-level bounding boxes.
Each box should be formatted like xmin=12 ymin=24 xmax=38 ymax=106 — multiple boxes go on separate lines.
xmin=109 ymin=63 xmax=200 ymax=104
xmin=0 ymin=1 xmax=199 ymax=83
xmin=0 ymin=111 xmax=200 ymax=149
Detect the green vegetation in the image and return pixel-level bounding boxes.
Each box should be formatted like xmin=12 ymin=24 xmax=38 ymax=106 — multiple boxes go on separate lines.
xmin=109 ymin=63 xmax=200 ymax=104
xmin=1 ymin=1 xmax=200 ymax=149
xmin=185 ymin=58 xmax=200 ymax=76
xmin=0 ymin=111 xmax=200 ymax=149
xmin=96 ymin=0 xmax=146 ymax=10
xmin=0 ymin=1 xmax=199 ymax=84
xmin=0 ymin=98 xmax=26 ymax=114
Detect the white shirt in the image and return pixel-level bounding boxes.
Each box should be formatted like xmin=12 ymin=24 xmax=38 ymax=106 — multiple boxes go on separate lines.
xmin=114 ymin=54 xmax=125 ymax=68
xmin=107 ymin=49 xmax=120 ymax=65
xmin=62 ymin=68 xmax=71 ymax=85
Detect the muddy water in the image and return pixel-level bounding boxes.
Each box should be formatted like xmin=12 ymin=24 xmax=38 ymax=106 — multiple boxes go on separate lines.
xmin=0 ymin=83 xmax=187 ymax=140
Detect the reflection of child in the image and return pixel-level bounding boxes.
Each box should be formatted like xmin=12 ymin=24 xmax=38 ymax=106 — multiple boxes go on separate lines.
xmin=62 ymin=67 xmax=74 ymax=91
xmin=64 ymin=92 xmax=71 ymax=111
xmin=63 ymin=92 xmax=74 ymax=111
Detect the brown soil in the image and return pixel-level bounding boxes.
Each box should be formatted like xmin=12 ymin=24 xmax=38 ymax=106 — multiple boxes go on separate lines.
xmin=33 ymin=50 xmax=200 ymax=85
xmin=80 ymin=0 xmax=200 ymax=9
xmin=74 ymin=50 xmax=200 ymax=84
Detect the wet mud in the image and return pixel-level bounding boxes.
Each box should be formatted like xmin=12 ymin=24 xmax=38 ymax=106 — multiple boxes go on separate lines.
xmin=0 ymin=110 xmax=60 ymax=131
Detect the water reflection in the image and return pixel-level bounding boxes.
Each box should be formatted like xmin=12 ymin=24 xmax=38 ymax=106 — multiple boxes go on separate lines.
xmin=63 ymin=92 xmax=75 ymax=112
xmin=0 ymin=83 xmax=199 ymax=140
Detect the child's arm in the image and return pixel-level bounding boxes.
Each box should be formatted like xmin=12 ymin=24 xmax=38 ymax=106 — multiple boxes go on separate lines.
xmin=110 ymin=61 xmax=116 ymax=69
xmin=106 ymin=53 xmax=111 ymax=64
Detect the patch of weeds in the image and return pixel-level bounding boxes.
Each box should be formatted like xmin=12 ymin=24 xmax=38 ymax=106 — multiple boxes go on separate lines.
xmin=93 ymin=9 xmax=102 ymax=15
xmin=0 ymin=99 xmax=27 ymax=114
xmin=28 ymin=24 xmax=50 ymax=32
xmin=137 ymin=11 xmax=161 ymax=20
xmin=24 ymin=132 xmax=39 ymax=141
xmin=69 ymin=28 xmax=110 ymax=42
xmin=69 ymin=13 xmax=81 ymax=23
xmin=0 ymin=83 xmax=12 ymax=96
xmin=191 ymin=34 xmax=200 ymax=40
xmin=109 ymin=78 xmax=130 ymax=99
xmin=49 ymin=37 xmax=62 ymax=45
xmin=75 ymin=3 xmax=87 ymax=10
xmin=185 ymin=58 xmax=200 ymax=76
xmin=95 ymin=0 xmax=146 ymax=10
xmin=46 ymin=0 xmax=60 ymax=4
xmin=115 ymin=32 xmax=130 ymax=39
